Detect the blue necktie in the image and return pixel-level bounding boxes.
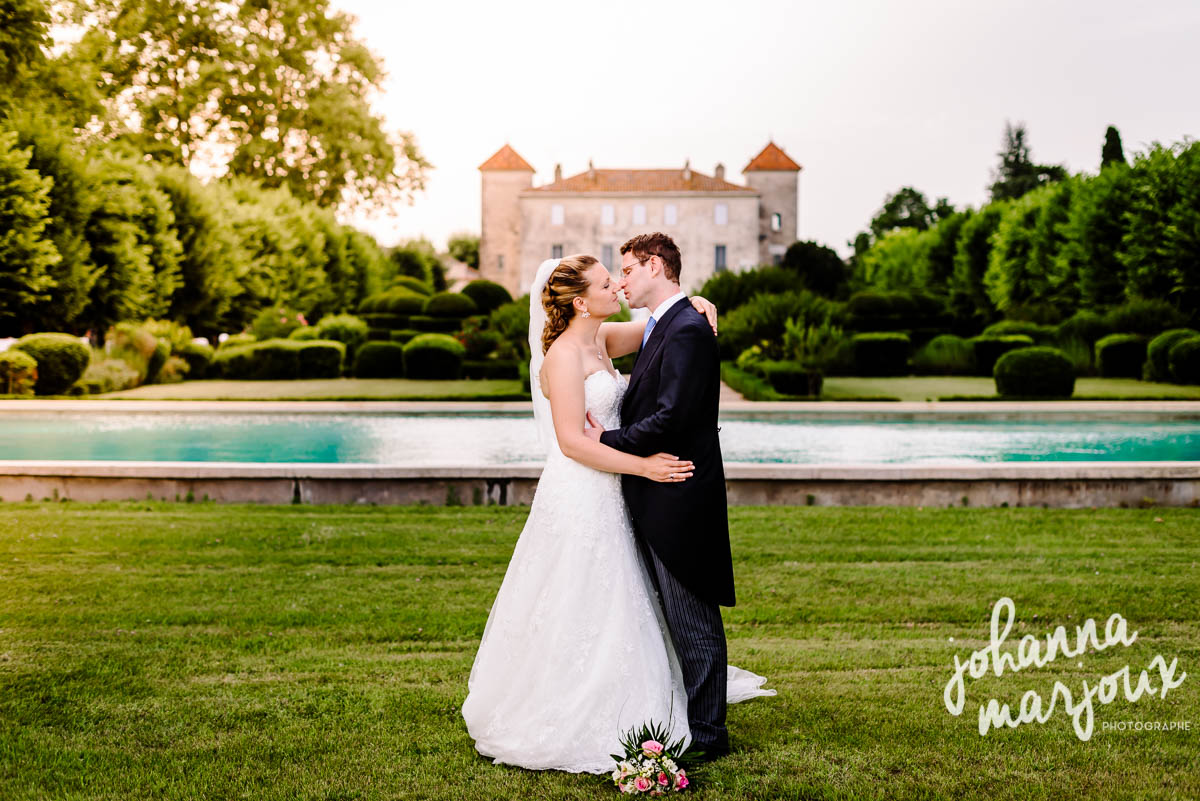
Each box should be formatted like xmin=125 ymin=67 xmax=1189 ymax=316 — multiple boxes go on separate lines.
xmin=641 ymin=316 xmax=657 ymax=349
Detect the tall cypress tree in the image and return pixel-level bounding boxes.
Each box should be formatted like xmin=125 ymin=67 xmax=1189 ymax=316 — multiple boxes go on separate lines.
xmin=1102 ymin=125 xmax=1126 ymax=167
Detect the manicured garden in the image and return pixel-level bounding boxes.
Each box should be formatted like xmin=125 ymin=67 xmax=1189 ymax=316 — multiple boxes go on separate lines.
xmin=2 ymin=502 xmax=1196 ymax=800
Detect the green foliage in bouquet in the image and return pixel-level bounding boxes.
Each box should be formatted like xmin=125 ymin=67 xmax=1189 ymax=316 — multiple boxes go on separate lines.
xmin=610 ymin=717 xmax=700 ymax=794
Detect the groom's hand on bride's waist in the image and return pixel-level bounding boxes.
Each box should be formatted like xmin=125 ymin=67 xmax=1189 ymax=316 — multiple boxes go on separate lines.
xmin=584 ymin=410 xmax=604 ymax=442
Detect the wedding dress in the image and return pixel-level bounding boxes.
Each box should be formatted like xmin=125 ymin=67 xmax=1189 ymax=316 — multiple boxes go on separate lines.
xmin=460 ymin=365 xmax=776 ymax=774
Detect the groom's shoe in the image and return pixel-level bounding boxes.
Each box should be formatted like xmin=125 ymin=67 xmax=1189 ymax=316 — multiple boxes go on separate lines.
xmin=688 ymin=744 xmax=730 ymax=764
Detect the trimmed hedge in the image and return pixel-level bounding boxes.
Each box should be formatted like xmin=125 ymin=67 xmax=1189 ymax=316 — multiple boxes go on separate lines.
xmin=382 ymin=289 xmax=427 ymax=315
xmin=1056 ymin=310 xmax=1111 ymax=345
xmin=360 ymin=313 xmax=410 ymax=330
xmin=994 ymin=346 xmax=1075 ymax=398
xmin=1146 ymin=329 xmax=1199 ymax=382
xmin=288 ymin=326 xmax=321 ymax=341
xmin=354 ymin=341 xmax=406 ymax=378
xmin=462 ymin=359 xmax=520 ymax=380
xmin=461 ymin=280 xmax=513 ymax=315
xmin=850 ymin=332 xmax=910 ymax=376
xmin=145 ymin=339 xmax=171 ymax=384
xmin=409 ymin=315 xmax=462 ymax=333
xmin=388 ymin=329 xmax=421 ymax=344
xmin=314 ymin=314 xmax=369 ymax=365
xmin=1095 ymin=333 xmax=1147 ymax=378
xmin=12 ymin=333 xmax=91 ymax=395
xmin=911 ymin=334 xmax=975 ymax=376
xmin=212 ymin=339 xmax=345 ymax=380
xmin=177 ymin=342 xmax=214 ymax=380
xmin=981 ymin=320 xmax=1057 ymax=343
xmin=219 ymin=332 xmax=256 ymax=350
xmin=970 ymin=335 xmax=1034 ymax=376
xmin=367 ymin=327 xmax=390 ymax=341
xmin=759 ymin=360 xmax=822 ymax=396
xmin=1168 ymin=336 xmax=1200 ymax=384
xmin=393 ymin=275 xmax=432 ymax=295
xmin=0 ymin=350 xmax=38 ymax=396
xmin=403 ymin=333 xmax=466 ymax=379
xmin=424 ymin=291 xmax=478 ymax=318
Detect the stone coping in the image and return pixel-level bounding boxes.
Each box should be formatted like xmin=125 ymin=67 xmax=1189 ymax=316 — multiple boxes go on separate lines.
xmin=4 ymin=398 xmax=1200 ymax=419
xmin=2 ymin=460 xmax=1198 ymax=481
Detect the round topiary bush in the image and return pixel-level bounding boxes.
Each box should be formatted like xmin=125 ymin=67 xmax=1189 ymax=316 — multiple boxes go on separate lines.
xmin=970 ymin=335 xmax=1034 ymax=377
xmin=250 ymin=306 xmax=307 ymax=340
xmin=296 ymin=340 xmax=345 ymax=379
xmin=1146 ymin=328 xmax=1198 ymax=382
xmin=288 ymin=326 xmax=321 ymax=341
xmin=1167 ymin=336 xmax=1200 ymax=384
xmin=393 ymin=275 xmax=432 ymax=295
xmin=178 ymin=342 xmax=214 ymax=380
xmin=994 ymin=346 xmax=1076 ymax=398
xmin=12 ymin=333 xmax=91 ymax=395
xmin=354 ymin=341 xmax=406 ymax=378
xmin=461 ymin=280 xmax=513 ymax=315
xmin=382 ymin=288 xmax=427 ymax=315
xmin=403 ymin=333 xmax=466 ymax=379
xmin=423 ymin=291 xmax=478 ymax=319
xmin=981 ymin=320 xmax=1057 ymax=343
xmin=219 ymin=332 xmax=256 ymax=350
xmin=1056 ymin=310 xmax=1111 ymax=345
xmin=911 ymin=334 xmax=975 ymax=376
xmin=0 ymin=350 xmax=38 ymax=396
xmin=850 ymin=332 xmax=910 ymax=376
xmin=314 ymin=314 xmax=369 ymax=365
xmin=1095 ymin=333 xmax=1147 ymax=378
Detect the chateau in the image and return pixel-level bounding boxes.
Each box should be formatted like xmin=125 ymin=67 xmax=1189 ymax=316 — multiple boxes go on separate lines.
xmin=478 ymin=142 xmax=802 ymax=296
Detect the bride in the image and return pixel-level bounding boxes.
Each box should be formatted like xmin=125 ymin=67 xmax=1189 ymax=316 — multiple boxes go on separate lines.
xmin=461 ymin=255 xmax=774 ymax=774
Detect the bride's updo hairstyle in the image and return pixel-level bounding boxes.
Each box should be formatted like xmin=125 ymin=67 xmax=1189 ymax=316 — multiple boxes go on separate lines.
xmin=541 ymin=254 xmax=599 ymax=354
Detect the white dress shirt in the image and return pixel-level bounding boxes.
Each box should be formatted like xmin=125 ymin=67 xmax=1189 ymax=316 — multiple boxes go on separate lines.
xmin=641 ymin=291 xmax=686 ymax=348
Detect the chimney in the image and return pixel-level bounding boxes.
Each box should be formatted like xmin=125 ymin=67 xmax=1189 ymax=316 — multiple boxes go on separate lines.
xmin=587 ymin=158 xmax=595 ymax=180
xmin=554 ymin=163 xmax=562 ymax=183
xmin=714 ymin=162 xmax=725 ymax=181
xmin=683 ymin=159 xmax=691 ymax=181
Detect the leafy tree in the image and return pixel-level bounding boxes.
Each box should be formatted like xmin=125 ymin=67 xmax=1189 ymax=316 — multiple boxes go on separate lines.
xmin=950 ymin=204 xmax=1006 ymax=325
xmin=984 ymin=183 xmax=1076 ymax=314
xmin=66 ymin=0 xmax=430 ymax=211
xmin=0 ymin=0 xmax=50 ymax=102
xmin=781 ymin=240 xmax=847 ymax=298
xmin=1057 ymin=164 xmax=1132 ymax=306
xmin=855 ymin=228 xmax=935 ymax=291
xmin=0 ymin=129 xmax=58 ymax=335
xmin=1102 ymin=125 xmax=1125 ymax=167
xmin=390 ymin=238 xmax=446 ymax=290
xmin=868 ymin=186 xmax=952 ymax=239
xmin=988 ymin=121 xmax=1067 ymax=201
xmin=447 ymin=231 xmax=480 ymax=269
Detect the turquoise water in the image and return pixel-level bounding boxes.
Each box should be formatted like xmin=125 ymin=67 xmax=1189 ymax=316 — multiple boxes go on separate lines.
xmin=1 ymin=413 xmax=1199 ymax=464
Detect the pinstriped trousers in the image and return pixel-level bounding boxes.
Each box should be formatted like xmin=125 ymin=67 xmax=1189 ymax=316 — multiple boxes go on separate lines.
xmin=634 ymin=529 xmax=730 ymax=752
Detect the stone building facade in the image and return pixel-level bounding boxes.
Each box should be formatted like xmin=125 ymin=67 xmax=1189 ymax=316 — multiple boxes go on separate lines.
xmin=478 ymin=142 xmax=801 ymax=296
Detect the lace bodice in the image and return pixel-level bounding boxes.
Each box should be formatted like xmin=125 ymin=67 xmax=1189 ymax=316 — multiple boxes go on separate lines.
xmin=583 ymin=369 xmax=625 ymax=431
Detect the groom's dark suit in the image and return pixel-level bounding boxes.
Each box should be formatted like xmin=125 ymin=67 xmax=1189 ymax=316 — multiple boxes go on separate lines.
xmin=599 ymin=294 xmax=734 ymax=753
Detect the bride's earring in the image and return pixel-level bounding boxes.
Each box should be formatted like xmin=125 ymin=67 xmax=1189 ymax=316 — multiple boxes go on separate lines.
xmin=581 ymin=307 xmax=591 ymax=319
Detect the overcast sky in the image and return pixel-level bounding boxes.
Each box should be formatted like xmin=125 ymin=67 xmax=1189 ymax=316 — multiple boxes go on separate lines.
xmin=336 ymin=0 xmax=1200 ymax=256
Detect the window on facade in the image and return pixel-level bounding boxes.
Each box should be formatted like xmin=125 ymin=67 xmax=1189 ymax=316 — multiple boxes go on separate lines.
xmin=552 ymin=244 xmax=563 ymax=259
xmin=771 ymin=212 xmax=782 ymax=232
xmin=601 ymin=205 xmax=614 ymax=226
xmin=601 ymin=244 xmax=614 ymax=270
xmin=664 ymin=204 xmax=677 ymax=225
xmin=498 ymin=255 xmax=505 ymax=272
xmin=632 ymin=204 xmax=646 ymax=226
xmin=551 ymin=204 xmax=564 ymax=225
xmin=714 ymin=203 xmax=728 ymax=225
xmin=772 ymin=253 xmax=783 ymax=266
xmin=715 ymin=245 xmax=727 ymax=272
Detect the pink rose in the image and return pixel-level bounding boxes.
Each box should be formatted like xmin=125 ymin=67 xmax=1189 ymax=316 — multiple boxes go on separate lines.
xmin=676 ymin=774 xmax=689 ymax=789
xmin=635 ymin=776 xmax=652 ymax=792
xmin=641 ymin=739 xmax=664 ymax=757
xmin=658 ymin=772 xmax=670 ymax=785
xmin=280 ymin=316 xmax=287 ymax=323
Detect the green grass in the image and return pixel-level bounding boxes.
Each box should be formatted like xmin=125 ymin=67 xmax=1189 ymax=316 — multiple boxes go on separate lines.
xmin=2 ymin=503 xmax=1197 ymax=800
xmin=92 ymin=377 xmax=526 ymax=401
xmin=821 ymin=376 xmax=1200 ymax=402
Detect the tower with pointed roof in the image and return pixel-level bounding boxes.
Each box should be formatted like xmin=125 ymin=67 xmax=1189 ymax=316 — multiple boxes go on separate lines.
xmin=479 ymin=145 xmax=535 ymax=290
xmin=743 ymin=142 xmax=802 ymax=265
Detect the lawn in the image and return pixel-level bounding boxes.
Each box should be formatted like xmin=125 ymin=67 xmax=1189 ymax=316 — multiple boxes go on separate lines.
xmin=93 ymin=377 xmax=526 ymax=401
xmin=1 ymin=503 xmax=1197 ymax=800
xmin=820 ymin=376 xmax=1200 ymax=402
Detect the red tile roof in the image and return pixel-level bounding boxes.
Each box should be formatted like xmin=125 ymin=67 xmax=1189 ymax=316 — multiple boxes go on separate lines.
xmin=479 ymin=145 xmax=535 ymax=172
xmin=743 ymin=142 xmax=802 ymax=172
xmin=532 ymin=168 xmax=756 ymax=193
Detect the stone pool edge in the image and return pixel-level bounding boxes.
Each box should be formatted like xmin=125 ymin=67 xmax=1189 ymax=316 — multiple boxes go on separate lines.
xmin=2 ymin=460 xmax=1197 ymax=508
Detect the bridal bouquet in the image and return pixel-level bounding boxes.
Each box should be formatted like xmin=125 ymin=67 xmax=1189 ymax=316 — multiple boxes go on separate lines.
xmin=610 ymin=721 xmax=692 ymax=794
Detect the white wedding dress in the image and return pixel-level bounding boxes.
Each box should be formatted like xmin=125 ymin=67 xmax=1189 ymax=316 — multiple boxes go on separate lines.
xmin=461 ymin=368 xmax=775 ymax=774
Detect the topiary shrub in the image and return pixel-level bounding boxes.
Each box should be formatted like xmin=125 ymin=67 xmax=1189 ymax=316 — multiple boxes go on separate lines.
xmin=0 ymin=350 xmax=38 ymax=396
xmin=178 ymin=342 xmax=214 ymax=380
xmin=212 ymin=339 xmax=298 ymax=380
xmin=1145 ymin=329 xmax=1199 ymax=382
xmin=850 ymin=332 xmax=910 ymax=376
xmin=462 ymin=360 xmax=520 ymax=380
xmin=367 ymin=327 xmax=390 ymax=341
xmin=969 ymin=335 xmax=1034 ymax=376
xmin=1103 ymin=298 xmax=1186 ymax=336
xmin=423 ymin=291 xmax=478 ymax=319
xmin=994 ymin=346 xmax=1075 ymax=398
xmin=1095 ymin=333 xmax=1147 ymax=378
xmin=12 ymin=333 xmax=91 ymax=395
xmin=288 ymin=326 xmax=321 ymax=341
xmin=77 ymin=358 xmax=141 ymax=394
xmin=250 ymin=306 xmax=307 ymax=340
xmin=297 ymin=341 xmax=345 ymax=379
xmin=354 ymin=341 xmax=406 ymax=378
xmin=461 ymin=280 xmax=513 ymax=315
xmin=1056 ymin=310 xmax=1111 ymax=345
xmin=911 ymin=334 xmax=975 ymax=376
xmin=403 ymin=333 xmax=466 ymax=379
xmin=845 ymin=289 xmax=947 ymax=332
xmin=457 ymin=317 xmax=503 ymax=359
xmin=359 ymin=313 xmax=409 ymax=330
xmin=382 ymin=288 xmax=427 ymax=315
xmin=759 ymin=360 xmax=821 ymax=397
xmin=409 ymin=315 xmax=463 ymax=333
xmin=145 ymin=338 xmax=171 ymax=384
xmin=1167 ymin=336 xmax=1200 ymax=385
xmin=393 ymin=275 xmax=432 ymax=295
xmin=219 ymin=332 xmax=256 ymax=350
xmin=388 ymin=329 xmax=420 ymax=344
xmin=314 ymin=313 xmax=369 ymax=365
xmin=981 ymin=320 xmax=1057 ymax=343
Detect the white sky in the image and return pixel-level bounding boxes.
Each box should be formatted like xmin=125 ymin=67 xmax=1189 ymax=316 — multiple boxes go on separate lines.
xmin=336 ymin=0 xmax=1200 ymax=256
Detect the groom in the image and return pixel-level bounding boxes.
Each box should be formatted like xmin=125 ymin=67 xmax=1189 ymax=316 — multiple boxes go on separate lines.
xmin=585 ymin=232 xmax=735 ymax=761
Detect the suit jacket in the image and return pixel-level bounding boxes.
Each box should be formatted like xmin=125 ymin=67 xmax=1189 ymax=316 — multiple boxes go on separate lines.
xmin=600 ymin=297 xmax=736 ymax=607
